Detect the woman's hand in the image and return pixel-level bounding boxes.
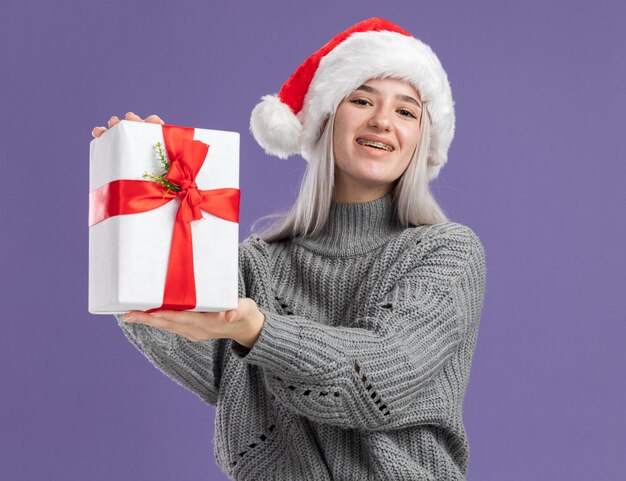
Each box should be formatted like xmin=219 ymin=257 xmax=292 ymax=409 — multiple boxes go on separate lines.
xmin=121 ymin=298 xmax=266 ymax=349
xmin=91 ymin=112 xmax=164 ymax=138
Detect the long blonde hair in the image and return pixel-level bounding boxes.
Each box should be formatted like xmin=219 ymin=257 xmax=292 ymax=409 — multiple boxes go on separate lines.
xmin=251 ymin=93 xmax=449 ymax=243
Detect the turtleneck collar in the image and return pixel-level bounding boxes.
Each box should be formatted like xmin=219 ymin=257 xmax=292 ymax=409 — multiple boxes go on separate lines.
xmin=293 ymin=192 xmax=405 ymax=257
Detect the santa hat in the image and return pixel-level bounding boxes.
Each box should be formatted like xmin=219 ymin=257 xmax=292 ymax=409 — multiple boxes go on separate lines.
xmin=249 ymin=18 xmax=455 ymax=181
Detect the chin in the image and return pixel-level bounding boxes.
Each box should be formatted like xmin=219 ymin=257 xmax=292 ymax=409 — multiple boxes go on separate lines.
xmin=355 ymin=167 xmax=396 ymax=183
xmin=352 ymin=174 xmax=396 ymax=189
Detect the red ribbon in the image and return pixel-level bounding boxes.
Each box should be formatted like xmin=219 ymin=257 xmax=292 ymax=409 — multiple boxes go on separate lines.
xmin=88 ymin=124 xmax=240 ymax=312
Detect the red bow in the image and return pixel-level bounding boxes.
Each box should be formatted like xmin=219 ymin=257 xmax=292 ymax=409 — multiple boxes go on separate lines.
xmin=89 ymin=124 xmax=240 ymax=311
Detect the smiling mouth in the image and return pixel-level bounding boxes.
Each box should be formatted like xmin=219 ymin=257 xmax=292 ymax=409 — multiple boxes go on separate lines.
xmin=356 ymin=138 xmax=395 ymax=152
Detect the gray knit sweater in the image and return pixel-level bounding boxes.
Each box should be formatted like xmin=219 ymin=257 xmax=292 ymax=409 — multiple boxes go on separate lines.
xmin=116 ymin=193 xmax=487 ymax=481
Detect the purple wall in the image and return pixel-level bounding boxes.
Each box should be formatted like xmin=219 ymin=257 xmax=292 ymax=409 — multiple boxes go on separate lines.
xmin=1 ymin=1 xmax=624 ymax=480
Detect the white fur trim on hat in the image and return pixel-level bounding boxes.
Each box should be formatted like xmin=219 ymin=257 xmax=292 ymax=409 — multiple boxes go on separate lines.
xmin=250 ymin=94 xmax=302 ymax=160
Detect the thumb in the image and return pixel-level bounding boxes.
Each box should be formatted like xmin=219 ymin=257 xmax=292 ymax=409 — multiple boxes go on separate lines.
xmin=225 ymin=309 xmax=240 ymax=323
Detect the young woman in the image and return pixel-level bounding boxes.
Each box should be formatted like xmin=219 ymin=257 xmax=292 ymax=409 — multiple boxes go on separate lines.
xmin=92 ymin=18 xmax=486 ymax=481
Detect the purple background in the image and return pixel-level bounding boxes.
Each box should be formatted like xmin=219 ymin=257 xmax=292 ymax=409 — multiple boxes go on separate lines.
xmin=1 ymin=1 xmax=624 ymax=480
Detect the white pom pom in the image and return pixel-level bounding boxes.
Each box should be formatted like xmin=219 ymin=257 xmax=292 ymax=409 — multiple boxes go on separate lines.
xmin=250 ymin=95 xmax=302 ymax=159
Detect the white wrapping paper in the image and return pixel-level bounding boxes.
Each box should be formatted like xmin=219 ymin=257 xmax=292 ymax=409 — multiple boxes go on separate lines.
xmin=88 ymin=120 xmax=239 ymax=314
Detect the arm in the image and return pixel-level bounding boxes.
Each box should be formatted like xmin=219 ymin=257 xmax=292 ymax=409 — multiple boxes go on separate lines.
xmin=116 ymin=317 xmax=226 ymax=406
xmin=230 ymin=226 xmax=487 ymax=431
xmin=115 ymin=245 xmax=249 ymax=406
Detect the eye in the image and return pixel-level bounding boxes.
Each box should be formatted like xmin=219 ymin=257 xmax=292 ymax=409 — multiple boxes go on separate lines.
xmin=397 ymin=108 xmax=417 ymax=119
xmin=349 ymin=97 xmax=371 ymax=106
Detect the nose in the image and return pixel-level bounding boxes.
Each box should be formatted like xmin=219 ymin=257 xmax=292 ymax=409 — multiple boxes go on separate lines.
xmin=368 ymin=108 xmax=393 ymax=131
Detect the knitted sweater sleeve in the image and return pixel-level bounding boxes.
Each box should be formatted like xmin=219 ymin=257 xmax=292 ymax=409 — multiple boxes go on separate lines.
xmin=114 ymin=247 xmax=248 ymax=406
xmin=231 ymin=225 xmax=486 ymax=431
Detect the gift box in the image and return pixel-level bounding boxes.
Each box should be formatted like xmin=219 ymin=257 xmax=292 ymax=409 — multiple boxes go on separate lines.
xmin=88 ymin=120 xmax=240 ymax=314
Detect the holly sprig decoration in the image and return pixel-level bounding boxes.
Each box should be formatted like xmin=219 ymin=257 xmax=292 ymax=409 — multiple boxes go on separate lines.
xmin=142 ymin=141 xmax=181 ymax=193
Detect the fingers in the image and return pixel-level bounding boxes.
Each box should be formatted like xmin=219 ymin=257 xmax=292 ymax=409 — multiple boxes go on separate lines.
xmin=125 ymin=111 xmax=142 ymax=121
xmin=92 ymin=115 xmax=120 ymax=137
xmin=144 ymin=114 xmax=164 ymax=124
xmin=92 ymin=112 xmax=164 ymax=138
xmin=92 ymin=126 xmax=107 ymax=138
xmin=149 ymin=310 xmax=191 ymax=325
xmin=123 ymin=310 xmax=169 ymax=326
xmin=123 ymin=310 xmax=191 ymax=338
xmin=122 ymin=309 xmax=231 ymax=343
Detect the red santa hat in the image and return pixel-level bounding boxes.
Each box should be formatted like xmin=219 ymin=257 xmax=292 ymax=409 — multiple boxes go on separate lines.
xmin=249 ymin=18 xmax=456 ymax=181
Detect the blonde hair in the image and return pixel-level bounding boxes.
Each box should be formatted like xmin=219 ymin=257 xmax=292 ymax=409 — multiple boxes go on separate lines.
xmin=251 ymin=94 xmax=449 ymax=243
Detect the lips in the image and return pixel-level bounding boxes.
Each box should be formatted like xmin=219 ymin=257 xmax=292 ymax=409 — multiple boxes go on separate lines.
xmin=356 ymin=138 xmax=395 ymax=152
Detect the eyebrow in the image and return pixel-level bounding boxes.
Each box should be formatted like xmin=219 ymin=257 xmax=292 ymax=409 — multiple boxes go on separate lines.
xmin=355 ymin=84 xmax=423 ymax=109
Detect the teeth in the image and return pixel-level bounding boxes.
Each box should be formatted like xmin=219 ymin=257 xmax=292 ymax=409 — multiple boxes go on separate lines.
xmin=356 ymin=138 xmax=394 ymax=152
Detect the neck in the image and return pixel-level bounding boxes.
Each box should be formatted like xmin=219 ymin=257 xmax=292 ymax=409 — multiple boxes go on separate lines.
xmin=331 ymin=181 xmax=394 ymax=204
xmin=293 ymin=192 xmax=404 ymax=256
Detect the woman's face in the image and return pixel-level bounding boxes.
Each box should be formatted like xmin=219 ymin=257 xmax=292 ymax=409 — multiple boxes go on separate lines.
xmin=332 ymin=77 xmax=423 ymax=203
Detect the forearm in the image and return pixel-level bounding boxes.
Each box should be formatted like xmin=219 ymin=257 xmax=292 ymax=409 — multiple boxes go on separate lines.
xmin=115 ymin=313 xmax=224 ymax=406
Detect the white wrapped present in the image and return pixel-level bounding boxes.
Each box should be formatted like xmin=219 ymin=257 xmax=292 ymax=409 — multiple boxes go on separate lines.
xmin=88 ymin=120 xmax=240 ymax=314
